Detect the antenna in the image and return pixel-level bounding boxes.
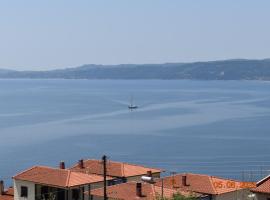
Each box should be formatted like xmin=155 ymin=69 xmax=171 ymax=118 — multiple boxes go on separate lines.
xmin=130 ymin=95 xmax=133 ymax=106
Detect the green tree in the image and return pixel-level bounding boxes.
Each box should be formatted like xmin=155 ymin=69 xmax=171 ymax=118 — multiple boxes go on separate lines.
xmin=156 ymin=193 xmax=198 ymax=200
xmin=171 ymin=193 xmax=197 ymax=200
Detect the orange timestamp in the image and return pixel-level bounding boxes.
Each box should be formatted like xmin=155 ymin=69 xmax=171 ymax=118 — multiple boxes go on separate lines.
xmin=213 ymin=181 xmax=256 ymax=189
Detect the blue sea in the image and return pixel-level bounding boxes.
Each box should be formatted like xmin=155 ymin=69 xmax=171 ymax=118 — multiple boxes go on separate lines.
xmin=0 ymin=79 xmax=270 ymax=185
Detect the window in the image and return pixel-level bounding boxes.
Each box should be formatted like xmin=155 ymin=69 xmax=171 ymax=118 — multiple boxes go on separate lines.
xmin=41 ymin=186 xmax=49 ymax=199
xmin=21 ymin=186 xmax=28 ymax=198
xmin=72 ymin=189 xmax=80 ymax=200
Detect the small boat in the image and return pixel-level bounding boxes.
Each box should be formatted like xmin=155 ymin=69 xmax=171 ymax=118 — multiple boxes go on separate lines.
xmin=128 ymin=96 xmax=138 ymax=110
xmin=128 ymin=105 xmax=138 ymax=110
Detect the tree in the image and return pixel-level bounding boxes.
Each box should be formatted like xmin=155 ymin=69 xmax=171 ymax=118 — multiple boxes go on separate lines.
xmin=41 ymin=193 xmax=56 ymax=200
xmin=156 ymin=193 xmax=198 ymax=200
xmin=171 ymin=193 xmax=197 ymax=200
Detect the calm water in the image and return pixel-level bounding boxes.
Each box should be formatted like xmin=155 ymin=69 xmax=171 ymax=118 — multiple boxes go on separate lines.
xmin=0 ymin=79 xmax=270 ymax=185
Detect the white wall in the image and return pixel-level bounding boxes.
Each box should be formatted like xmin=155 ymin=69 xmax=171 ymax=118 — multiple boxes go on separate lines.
xmin=14 ymin=180 xmax=35 ymax=200
xmin=13 ymin=180 xmax=107 ymax=200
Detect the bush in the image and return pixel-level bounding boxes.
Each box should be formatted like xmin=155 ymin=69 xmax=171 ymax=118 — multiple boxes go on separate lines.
xmin=156 ymin=193 xmax=198 ymax=200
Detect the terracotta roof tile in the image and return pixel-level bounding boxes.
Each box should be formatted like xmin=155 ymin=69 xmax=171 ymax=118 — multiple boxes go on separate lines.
xmin=13 ymin=166 xmax=105 ymax=188
xmin=89 ymin=182 xmax=196 ymax=200
xmin=0 ymin=188 xmax=14 ymax=200
xmin=155 ymin=173 xmax=251 ymax=195
xmin=70 ymin=160 xmax=163 ymax=178
xmin=251 ymin=175 xmax=270 ymax=194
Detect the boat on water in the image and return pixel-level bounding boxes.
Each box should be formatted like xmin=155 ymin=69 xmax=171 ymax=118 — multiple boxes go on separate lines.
xmin=128 ymin=96 xmax=138 ymax=110
xmin=128 ymin=104 xmax=138 ymax=110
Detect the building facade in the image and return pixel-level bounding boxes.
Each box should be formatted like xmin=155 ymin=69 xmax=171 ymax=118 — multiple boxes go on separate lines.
xmin=13 ymin=166 xmax=107 ymax=200
xmin=251 ymin=175 xmax=270 ymax=200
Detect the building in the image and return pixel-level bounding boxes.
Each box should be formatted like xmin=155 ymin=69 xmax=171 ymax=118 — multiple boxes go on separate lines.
xmin=70 ymin=159 xmax=163 ymax=184
xmin=154 ymin=173 xmax=254 ymax=200
xmin=88 ymin=181 xmax=201 ymax=200
xmin=13 ymin=165 xmax=110 ymax=200
xmin=0 ymin=181 xmax=13 ymax=200
xmin=251 ymin=175 xmax=270 ymax=200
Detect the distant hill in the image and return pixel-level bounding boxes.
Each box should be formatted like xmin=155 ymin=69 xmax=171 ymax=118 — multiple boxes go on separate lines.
xmin=1 ymin=59 xmax=270 ymax=80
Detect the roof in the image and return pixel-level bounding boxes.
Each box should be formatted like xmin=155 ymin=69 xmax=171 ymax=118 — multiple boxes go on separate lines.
xmin=13 ymin=166 xmax=106 ymax=188
xmin=70 ymin=159 xmax=163 ymax=178
xmin=89 ymin=182 xmax=198 ymax=200
xmin=251 ymin=175 xmax=270 ymax=194
xmin=0 ymin=188 xmax=14 ymax=200
xmin=155 ymin=173 xmax=252 ymax=195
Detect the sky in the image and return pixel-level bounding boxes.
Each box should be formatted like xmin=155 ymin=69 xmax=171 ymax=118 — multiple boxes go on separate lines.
xmin=1 ymin=0 xmax=270 ymax=70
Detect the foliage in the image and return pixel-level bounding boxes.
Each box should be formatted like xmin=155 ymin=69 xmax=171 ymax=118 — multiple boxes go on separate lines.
xmin=171 ymin=193 xmax=198 ymax=200
xmin=156 ymin=193 xmax=198 ymax=200
xmin=2 ymin=59 xmax=270 ymax=80
xmin=41 ymin=193 xmax=56 ymax=200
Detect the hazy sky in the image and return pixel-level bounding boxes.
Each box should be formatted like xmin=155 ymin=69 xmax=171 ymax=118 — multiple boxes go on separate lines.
xmin=1 ymin=0 xmax=270 ymax=70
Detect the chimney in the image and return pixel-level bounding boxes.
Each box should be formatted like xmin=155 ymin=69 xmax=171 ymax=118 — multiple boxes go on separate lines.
xmin=146 ymin=171 xmax=152 ymax=177
xmin=182 ymin=175 xmax=189 ymax=186
xmin=0 ymin=180 xmax=4 ymax=195
xmin=136 ymin=183 xmax=142 ymax=197
xmin=59 ymin=161 xmax=65 ymax=169
xmin=78 ymin=159 xmax=84 ymax=169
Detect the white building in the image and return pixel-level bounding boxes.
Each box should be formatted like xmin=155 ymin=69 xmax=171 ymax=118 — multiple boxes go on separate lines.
xmin=13 ymin=165 xmax=108 ymax=200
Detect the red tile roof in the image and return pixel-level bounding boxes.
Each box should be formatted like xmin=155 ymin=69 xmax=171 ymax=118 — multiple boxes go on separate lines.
xmin=13 ymin=166 xmax=106 ymax=188
xmin=89 ymin=182 xmax=198 ymax=200
xmin=70 ymin=159 xmax=163 ymax=178
xmin=251 ymin=175 xmax=270 ymax=194
xmin=0 ymin=188 xmax=14 ymax=200
xmin=155 ymin=173 xmax=252 ymax=195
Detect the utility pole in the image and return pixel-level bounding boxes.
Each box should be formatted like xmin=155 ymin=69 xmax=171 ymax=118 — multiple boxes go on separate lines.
xmin=260 ymin=166 xmax=263 ymax=179
xmin=88 ymin=184 xmax=91 ymax=200
xmin=102 ymin=155 xmax=107 ymax=200
xmin=161 ymin=178 xmax=164 ymax=199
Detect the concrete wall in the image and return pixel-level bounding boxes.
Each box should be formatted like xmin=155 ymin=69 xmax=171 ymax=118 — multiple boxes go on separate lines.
xmin=83 ymin=182 xmax=105 ymax=200
xmin=90 ymin=196 xmax=102 ymax=200
xmin=61 ymin=182 xmax=105 ymax=200
xmin=254 ymin=192 xmax=270 ymax=200
xmin=14 ymin=180 xmax=35 ymax=200
xmin=152 ymin=173 xmax=161 ymax=179
xmin=213 ymin=189 xmax=252 ymax=200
